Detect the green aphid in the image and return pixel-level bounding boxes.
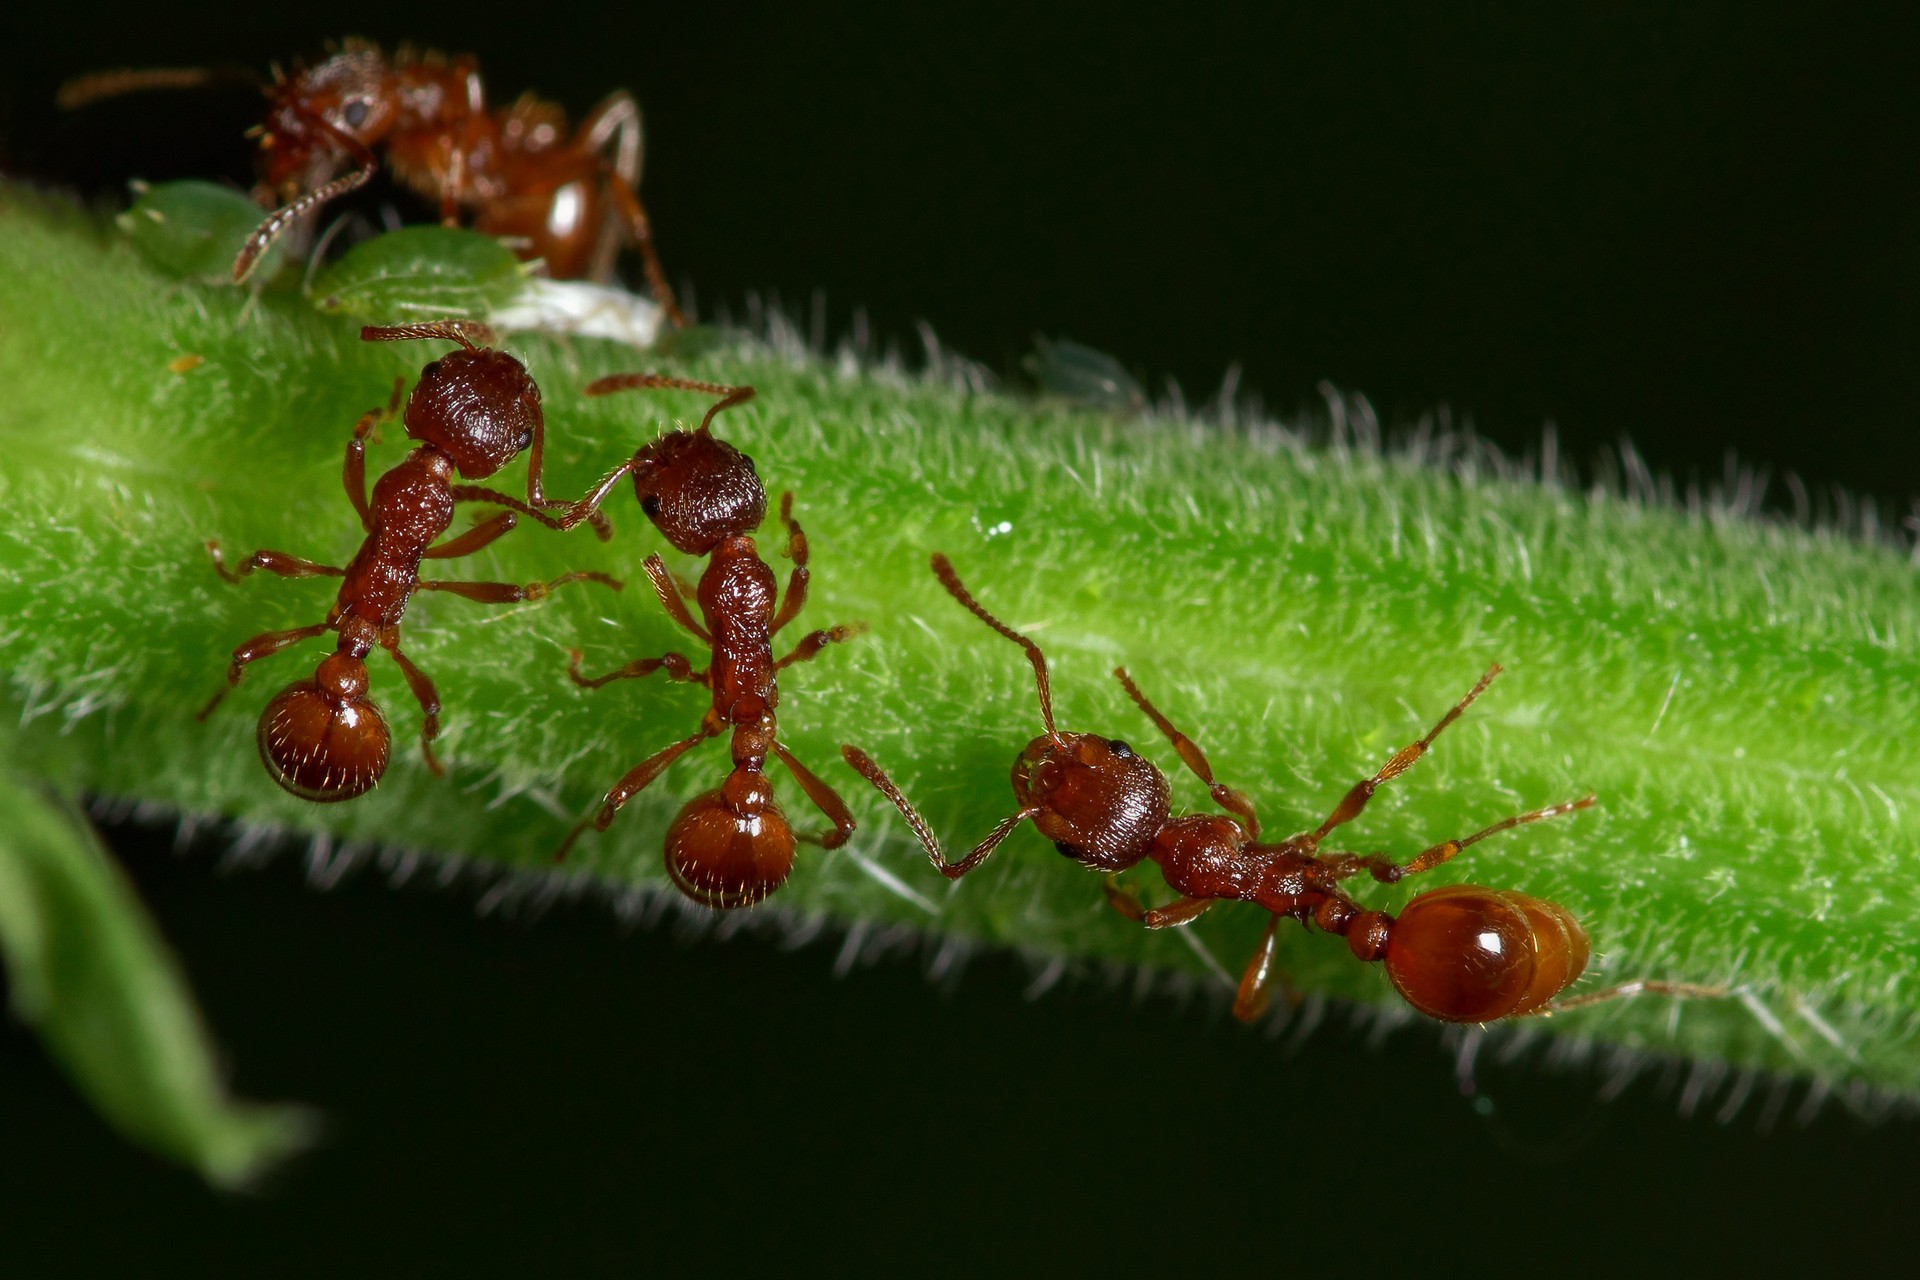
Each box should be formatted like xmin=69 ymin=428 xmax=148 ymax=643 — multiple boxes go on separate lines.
xmin=117 ymin=180 xmax=287 ymax=285
xmin=308 ymin=226 xmax=528 ymax=321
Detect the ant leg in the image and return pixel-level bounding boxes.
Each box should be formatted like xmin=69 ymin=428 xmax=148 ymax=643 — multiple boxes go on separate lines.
xmin=769 ymin=740 xmax=856 ymax=849
xmin=769 ymin=493 xmax=812 ymax=634
xmin=422 ymin=511 xmax=518 ymax=560
xmin=931 ymin=553 xmax=1062 ymax=741
xmin=417 ymin=570 xmax=623 ymax=604
xmin=1540 ymin=979 xmax=1727 ymax=1015
xmin=1298 ymin=664 xmax=1503 ymax=851
xmin=566 ymin=648 xmax=703 ymax=690
xmin=207 ymin=541 xmax=345 ymax=583
xmin=343 ymin=382 xmax=403 ymax=531
xmin=1320 ymin=794 xmax=1596 ymax=885
xmin=641 ymin=556 xmax=713 ymax=644
xmin=775 ymin=623 xmax=866 ymax=671
xmin=198 ymin=622 xmax=331 ymax=719
xmin=840 ymin=745 xmax=1040 ymax=880
xmin=554 ymin=727 xmax=714 ymax=861
xmin=1100 ymin=875 xmax=1219 ymax=927
xmin=584 ymin=91 xmax=688 ymax=327
xmin=449 ymin=485 xmax=613 ymax=541
xmin=1112 ymin=667 xmax=1262 ymax=838
xmin=382 ymin=640 xmax=446 ymax=778
xmin=1232 ymin=916 xmax=1285 ymax=1022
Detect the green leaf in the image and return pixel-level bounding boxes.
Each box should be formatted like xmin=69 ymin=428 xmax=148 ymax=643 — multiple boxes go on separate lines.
xmin=0 ymin=769 xmax=312 ymax=1186
xmin=4 ymin=175 xmax=1920 ymax=1125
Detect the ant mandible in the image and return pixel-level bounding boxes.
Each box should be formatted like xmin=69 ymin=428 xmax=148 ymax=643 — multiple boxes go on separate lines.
xmin=843 ymin=554 xmax=1719 ymax=1023
xmin=60 ymin=40 xmax=686 ymax=323
xmin=551 ymin=375 xmax=863 ymax=908
xmin=201 ymin=319 xmax=619 ymax=800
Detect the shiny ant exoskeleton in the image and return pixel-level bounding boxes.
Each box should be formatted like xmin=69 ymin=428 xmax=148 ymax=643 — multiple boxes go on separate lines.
xmin=550 ymin=376 xmax=863 ymax=907
xmin=60 ymin=39 xmax=686 ymax=322
xmin=200 ymin=319 xmax=618 ymax=800
xmin=843 ymin=554 xmax=1719 ymax=1023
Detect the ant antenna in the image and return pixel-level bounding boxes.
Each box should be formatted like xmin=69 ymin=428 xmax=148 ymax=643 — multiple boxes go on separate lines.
xmin=930 ymin=553 xmax=1060 ymax=742
xmin=584 ymin=374 xmax=756 ymax=433
xmin=230 ymin=103 xmax=381 ymax=283
xmin=56 ymin=64 xmax=263 ymax=110
xmin=360 ymin=320 xmax=497 ymax=351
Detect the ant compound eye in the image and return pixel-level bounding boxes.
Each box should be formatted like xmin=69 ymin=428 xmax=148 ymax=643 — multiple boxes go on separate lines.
xmin=516 ymin=428 xmax=533 ymax=451
xmin=1054 ymin=840 xmax=1089 ymax=863
xmin=1107 ymin=739 xmax=1134 ymax=758
xmin=640 ymin=495 xmax=663 ymax=518
xmin=342 ymin=97 xmax=370 ymax=130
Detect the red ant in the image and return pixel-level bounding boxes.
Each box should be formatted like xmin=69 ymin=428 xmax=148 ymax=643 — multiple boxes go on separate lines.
xmin=200 ymin=319 xmax=618 ymax=800
xmin=59 ymin=39 xmax=686 ymax=323
xmin=549 ymin=376 xmax=863 ymax=907
xmin=842 ymin=555 xmax=1720 ymax=1023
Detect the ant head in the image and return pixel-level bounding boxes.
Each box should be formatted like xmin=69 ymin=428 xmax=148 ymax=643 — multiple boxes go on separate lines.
xmin=260 ymin=46 xmax=398 ymax=189
xmin=404 ymin=348 xmax=542 ymax=479
xmin=1383 ymin=885 xmax=1589 ymax=1022
xmin=255 ymin=654 xmax=389 ymax=802
xmin=630 ymin=431 xmax=767 ymax=554
xmin=1012 ymin=732 xmax=1169 ymax=872
xmin=662 ymin=773 xmax=796 ymax=908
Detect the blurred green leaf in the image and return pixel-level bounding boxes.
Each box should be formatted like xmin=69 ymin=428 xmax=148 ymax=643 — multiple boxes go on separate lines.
xmin=0 ymin=770 xmax=311 ymax=1187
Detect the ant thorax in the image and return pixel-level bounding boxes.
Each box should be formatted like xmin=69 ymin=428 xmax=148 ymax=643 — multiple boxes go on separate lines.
xmin=1148 ymin=814 xmax=1265 ymax=898
xmin=1012 ymin=732 xmax=1170 ymax=871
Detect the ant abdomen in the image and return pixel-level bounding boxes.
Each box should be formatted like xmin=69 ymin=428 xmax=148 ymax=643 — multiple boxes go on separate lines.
xmin=1383 ymin=884 xmax=1591 ymax=1022
xmin=663 ymin=787 xmax=798 ymax=909
xmin=1013 ymin=733 xmax=1169 ymax=871
xmin=256 ymin=658 xmax=391 ymax=802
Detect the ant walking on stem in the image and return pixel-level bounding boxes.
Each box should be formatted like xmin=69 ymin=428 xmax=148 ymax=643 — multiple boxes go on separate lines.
xmin=842 ymin=554 xmax=1721 ymax=1023
xmin=201 ymin=319 xmax=618 ymax=800
xmin=550 ymin=376 xmax=863 ymax=908
xmin=60 ymin=39 xmax=686 ymax=322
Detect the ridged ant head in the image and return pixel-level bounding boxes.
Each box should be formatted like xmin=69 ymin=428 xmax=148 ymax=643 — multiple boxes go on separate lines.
xmin=1012 ymin=732 xmax=1170 ymax=872
xmin=1383 ymin=885 xmax=1590 ymax=1022
xmin=662 ymin=774 xmax=797 ymax=909
xmin=404 ymin=348 xmax=542 ymax=479
xmin=255 ymin=654 xmax=389 ymax=802
xmin=630 ymin=431 xmax=767 ymax=555
xmin=260 ymin=45 xmax=399 ymax=192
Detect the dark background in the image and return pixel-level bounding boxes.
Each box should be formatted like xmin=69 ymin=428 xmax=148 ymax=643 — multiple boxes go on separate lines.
xmin=3 ymin=4 xmax=1918 ymax=1273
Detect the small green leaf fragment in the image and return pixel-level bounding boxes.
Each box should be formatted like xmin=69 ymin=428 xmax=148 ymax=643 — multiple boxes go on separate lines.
xmin=309 ymin=225 xmax=527 ymax=320
xmin=117 ymin=180 xmax=284 ymax=285
xmin=0 ymin=773 xmax=312 ymax=1187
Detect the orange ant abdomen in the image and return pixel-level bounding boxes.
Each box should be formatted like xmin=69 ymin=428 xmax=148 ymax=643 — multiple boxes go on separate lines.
xmin=664 ymin=777 xmax=798 ymax=909
xmin=1382 ymin=884 xmax=1592 ymax=1022
xmin=256 ymin=653 xmax=389 ymax=802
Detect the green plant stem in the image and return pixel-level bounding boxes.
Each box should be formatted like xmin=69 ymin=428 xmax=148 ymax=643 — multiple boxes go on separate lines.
xmin=4 ymin=183 xmax=1920 ymax=1118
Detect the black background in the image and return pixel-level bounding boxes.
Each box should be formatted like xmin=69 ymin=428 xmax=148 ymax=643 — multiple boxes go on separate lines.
xmin=3 ymin=4 xmax=1918 ymax=1274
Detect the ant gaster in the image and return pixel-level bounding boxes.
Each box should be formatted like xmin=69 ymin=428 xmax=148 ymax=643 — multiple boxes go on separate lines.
xmin=843 ymin=554 xmax=1720 ymax=1023
xmin=201 ymin=319 xmax=618 ymax=800
xmin=60 ymin=40 xmax=686 ymax=322
xmin=551 ymin=376 xmax=863 ymax=908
